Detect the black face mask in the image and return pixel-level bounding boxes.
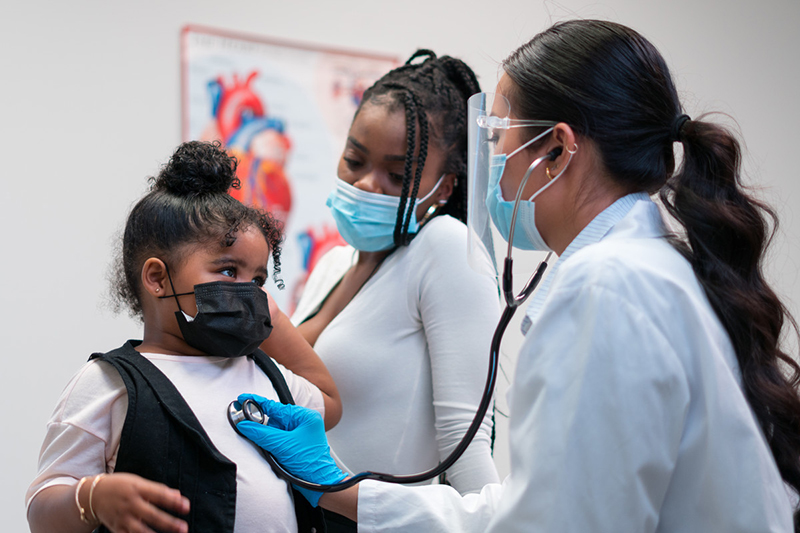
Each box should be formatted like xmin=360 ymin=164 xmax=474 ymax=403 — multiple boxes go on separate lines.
xmin=159 ymin=270 xmax=273 ymax=358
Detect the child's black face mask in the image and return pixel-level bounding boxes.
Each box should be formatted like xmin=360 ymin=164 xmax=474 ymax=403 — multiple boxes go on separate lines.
xmin=160 ymin=270 xmax=273 ymax=358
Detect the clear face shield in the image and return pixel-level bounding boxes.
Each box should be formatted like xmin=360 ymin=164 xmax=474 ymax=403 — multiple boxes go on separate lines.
xmin=467 ymin=92 xmax=556 ymax=307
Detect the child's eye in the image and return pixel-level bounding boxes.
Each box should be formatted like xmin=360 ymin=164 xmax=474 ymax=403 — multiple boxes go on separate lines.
xmin=389 ymin=172 xmax=405 ymax=184
xmin=220 ymin=268 xmax=236 ymax=278
xmin=252 ymin=277 xmax=266 ymax=287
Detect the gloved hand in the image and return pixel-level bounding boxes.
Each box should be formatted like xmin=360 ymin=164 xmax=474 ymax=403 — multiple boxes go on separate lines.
xmin=236 ymin=393 xmax=347 ymax=507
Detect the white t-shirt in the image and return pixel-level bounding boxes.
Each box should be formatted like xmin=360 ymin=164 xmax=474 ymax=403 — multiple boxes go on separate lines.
xmin=292 ymin=215 xmax=501 ymax=494
xmin=27 ymin=350 xmax=324 ymax=533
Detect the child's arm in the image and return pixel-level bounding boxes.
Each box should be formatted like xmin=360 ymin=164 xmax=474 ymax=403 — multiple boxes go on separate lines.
xmin=261 ymin=291 xmax=342 ymax=429
xmin=28 ymin=473 xmax=190 ymax=533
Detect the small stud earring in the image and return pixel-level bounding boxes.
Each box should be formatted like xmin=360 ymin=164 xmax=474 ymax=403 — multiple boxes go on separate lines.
xmin=155 ymin=288 xmax=160 ymax=293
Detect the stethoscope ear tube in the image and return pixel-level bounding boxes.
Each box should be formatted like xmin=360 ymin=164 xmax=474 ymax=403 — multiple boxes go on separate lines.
xmin=235 ymin=256 xmax=550 ymax=493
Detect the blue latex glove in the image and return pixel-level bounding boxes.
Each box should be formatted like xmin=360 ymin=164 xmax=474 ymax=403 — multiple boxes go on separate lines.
xmin=236 ymin=393 xmax=347 ymax=507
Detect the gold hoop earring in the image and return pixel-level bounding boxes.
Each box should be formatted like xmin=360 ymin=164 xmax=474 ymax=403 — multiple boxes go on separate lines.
xmin=546 ymin=166 xmax=555 ymax=181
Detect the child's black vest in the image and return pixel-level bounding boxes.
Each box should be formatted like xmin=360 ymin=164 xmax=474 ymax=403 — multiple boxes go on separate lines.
xmin=90 ymin=340 xmax=325 ymax=533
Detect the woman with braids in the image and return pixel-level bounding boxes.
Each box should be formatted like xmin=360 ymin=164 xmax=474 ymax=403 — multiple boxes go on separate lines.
xmin=285 ymin=50 xmax=501 ymax=531
xmin=238 ymin=20 xmax=800 ymax=532
xmin=27 ymin=141 xmax=341 ymax=533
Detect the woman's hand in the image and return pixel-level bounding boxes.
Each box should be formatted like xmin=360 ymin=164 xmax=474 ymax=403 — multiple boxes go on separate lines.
xmin=92 ymin=473 xmax=190 ymax=533
xmin=236 ymin=394 xmax=347 ymax=506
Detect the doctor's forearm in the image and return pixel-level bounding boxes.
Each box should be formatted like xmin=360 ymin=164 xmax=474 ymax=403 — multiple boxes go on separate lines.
xmin=318 ymin=486 xmax=359 ymax=522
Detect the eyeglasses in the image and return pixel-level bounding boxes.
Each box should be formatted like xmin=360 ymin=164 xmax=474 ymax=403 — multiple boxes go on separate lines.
xmin=476 ymin=115 xmax=557 ymax=130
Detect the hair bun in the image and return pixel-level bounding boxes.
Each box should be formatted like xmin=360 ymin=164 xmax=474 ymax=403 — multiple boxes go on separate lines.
xmin=153 ymin=140 xmax=239 ymax=197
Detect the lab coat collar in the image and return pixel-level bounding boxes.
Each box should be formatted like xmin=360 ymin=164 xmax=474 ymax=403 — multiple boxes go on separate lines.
xmin=521 ymin=192 xmax=656 ymax=334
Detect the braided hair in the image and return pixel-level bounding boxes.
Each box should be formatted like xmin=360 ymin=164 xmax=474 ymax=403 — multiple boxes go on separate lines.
xmin=356 ymin=50 xmax=481 ymax=246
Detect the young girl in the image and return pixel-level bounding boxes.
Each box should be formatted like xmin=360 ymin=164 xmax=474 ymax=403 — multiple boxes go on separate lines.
xmin=26 ymin=140 xmax=341 ymax=533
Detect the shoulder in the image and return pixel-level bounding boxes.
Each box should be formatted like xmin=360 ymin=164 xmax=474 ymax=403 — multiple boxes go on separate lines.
xmin=557 ymin=236 xmax=696 ymax=303
xmin=414 ymin=215 xmax=467 ymax=247
xmin=407 ymin=215 xmax=470 ymax=266
xmin=292 ymin=245 xmax=356 ymax=324
xmin=305 ymin=245 xmax=356 ymax=284
xmin=48 ymin=358 xmax=128 ymax=429
xmin=314 ymin=244 xmax=357 ymax=270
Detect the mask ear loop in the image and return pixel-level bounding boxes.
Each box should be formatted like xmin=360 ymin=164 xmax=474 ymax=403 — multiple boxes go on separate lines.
xmin=505 ymin=153 xmax=552 ymax=259
xmin=157 ymin=262 xmax=194 ymax=314
xmin=416 ymin=174 xmax=448 ymax=226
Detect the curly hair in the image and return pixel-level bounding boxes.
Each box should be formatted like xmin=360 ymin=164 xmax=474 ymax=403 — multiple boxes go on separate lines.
xmin=112 ymin=140 xmax=284 ymax=319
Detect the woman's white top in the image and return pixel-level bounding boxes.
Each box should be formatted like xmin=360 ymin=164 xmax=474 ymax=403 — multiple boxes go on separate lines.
xmin=291 ymin=215 xmax=501 ymax=494
xmin=357 ymin=193 xmax=794 ymax=532
xmin=27 ymin=352 xmax=324 ymax=533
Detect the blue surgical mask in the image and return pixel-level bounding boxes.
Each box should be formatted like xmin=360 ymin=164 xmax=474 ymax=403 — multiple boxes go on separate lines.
xmin=327 ymin=175 xmax=445 ymax=251
xmin=485 ymin=127 xmax=569 ymax=251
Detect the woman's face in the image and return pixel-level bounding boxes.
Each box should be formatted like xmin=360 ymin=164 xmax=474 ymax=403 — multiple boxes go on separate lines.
xmin=337 ymin=101 xmax=451 ymax=221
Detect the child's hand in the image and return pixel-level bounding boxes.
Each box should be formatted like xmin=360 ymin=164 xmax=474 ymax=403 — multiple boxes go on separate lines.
xmin=92 ymin=473 xmax=190 ymax=533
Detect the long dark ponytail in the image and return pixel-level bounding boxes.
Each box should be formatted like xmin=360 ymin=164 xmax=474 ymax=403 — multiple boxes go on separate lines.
xmin=357 ymin=49 xmax=481 ymax=246
xmin=504 ymin=19 xmax=800 ymax=522
xmin=664 ymin=117 xmax=800 ymax=516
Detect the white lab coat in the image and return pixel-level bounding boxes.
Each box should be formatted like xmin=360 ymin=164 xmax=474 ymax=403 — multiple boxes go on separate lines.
xmin=356 ymin=193 xmax=794 ymax=532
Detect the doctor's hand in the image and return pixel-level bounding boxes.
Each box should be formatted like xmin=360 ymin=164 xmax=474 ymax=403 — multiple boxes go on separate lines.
xmin=236 ymin=394 xmax=347 ymax=506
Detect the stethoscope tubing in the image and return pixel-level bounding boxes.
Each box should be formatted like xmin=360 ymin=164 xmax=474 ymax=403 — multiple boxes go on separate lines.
xmin=240 ymin=171 xmax=552 ymax=492
xmin=248 ymin=256 xmax=550 ymax=493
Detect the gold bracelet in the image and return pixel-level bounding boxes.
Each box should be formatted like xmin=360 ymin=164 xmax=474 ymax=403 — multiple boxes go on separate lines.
xmin=74 ymin=476 xmax=93 ymax=524
xmin=88 ymin=473 xmax=107 ymax=524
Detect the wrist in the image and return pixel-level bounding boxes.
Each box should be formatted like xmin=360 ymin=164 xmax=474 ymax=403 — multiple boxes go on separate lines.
xmin=75 ymin=475 xmax=103 ymax=527
xmin=89 ymin=474 xmax=107 ymax=524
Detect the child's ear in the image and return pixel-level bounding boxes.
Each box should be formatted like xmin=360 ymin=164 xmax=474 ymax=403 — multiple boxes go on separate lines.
xmin=141 ymin=258 xmax=168 ymax=297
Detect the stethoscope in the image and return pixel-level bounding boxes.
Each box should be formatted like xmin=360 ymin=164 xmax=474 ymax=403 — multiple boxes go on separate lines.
xmin=227 ymin=148 xmax=559 ymax=492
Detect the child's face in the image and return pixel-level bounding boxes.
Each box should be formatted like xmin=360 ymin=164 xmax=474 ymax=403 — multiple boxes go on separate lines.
xmin=167 ymin=225 xmax=270 ymax=318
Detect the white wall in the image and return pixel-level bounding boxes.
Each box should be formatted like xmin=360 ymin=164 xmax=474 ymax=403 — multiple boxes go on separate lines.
xmin=2 ymin=1 xmax=798 ymax=530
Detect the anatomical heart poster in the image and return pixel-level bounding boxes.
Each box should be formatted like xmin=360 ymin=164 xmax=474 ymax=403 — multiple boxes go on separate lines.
xmin=182 ymin=26 xmax=397 ymax=311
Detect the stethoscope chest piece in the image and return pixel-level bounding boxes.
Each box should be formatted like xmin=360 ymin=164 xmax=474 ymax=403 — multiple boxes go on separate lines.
xmin=227 ymin=399 xmax=268 ymax=436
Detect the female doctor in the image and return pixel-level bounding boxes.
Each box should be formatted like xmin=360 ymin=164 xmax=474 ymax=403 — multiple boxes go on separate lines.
xmin=237 ymin=19 xmax=800 ymax=531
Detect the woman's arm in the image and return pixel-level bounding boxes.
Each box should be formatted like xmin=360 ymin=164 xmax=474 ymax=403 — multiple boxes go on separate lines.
xmin=416 ymin=222 xmax=501 ymax=493
xmin=260 ymin=290 xmax=342 ymax=429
